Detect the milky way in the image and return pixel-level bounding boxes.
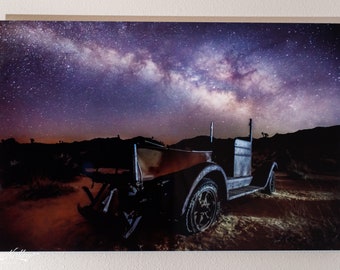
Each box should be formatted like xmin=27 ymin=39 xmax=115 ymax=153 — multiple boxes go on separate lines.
xmin=0 ymin=21 xmax=339 ymax=144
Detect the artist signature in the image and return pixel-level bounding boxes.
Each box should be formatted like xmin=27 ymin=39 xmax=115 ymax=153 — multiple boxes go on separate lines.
xmin=0 ymin=247 xmax=38 ymax=263
xmin=10 ymin=247 xmax=27 ymax=252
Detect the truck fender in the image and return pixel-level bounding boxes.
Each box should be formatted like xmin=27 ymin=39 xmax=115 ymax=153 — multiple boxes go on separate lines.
xmin=179 ymin=162 xmax=228 ymax=216
xmin=252 ymin=161 xmax=278 ymax=188
xmin=264 ymin=162 xmax=278 ymax=195
xmin=263 ymin=162 xmax=278 ymax=189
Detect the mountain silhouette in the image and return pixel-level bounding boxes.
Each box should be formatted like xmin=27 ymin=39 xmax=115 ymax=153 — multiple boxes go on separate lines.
xmin=0 ymin=125 xmax=339 ymax=187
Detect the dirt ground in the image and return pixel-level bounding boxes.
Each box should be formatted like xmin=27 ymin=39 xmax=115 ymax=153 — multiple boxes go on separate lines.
xmin=0 ymin=172 xmax=339 ymax=251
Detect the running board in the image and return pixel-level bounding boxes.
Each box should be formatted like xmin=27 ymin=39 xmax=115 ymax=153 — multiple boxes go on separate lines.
xmin=228 ymin=185 xmax=263 ymax=200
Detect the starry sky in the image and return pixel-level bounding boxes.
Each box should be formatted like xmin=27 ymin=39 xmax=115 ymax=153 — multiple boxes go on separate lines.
xmin=0 ymin=21 xmax=339 ymax=144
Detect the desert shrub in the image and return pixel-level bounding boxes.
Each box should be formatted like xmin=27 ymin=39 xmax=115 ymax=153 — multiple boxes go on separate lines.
xmin=20 ymin=179 xmax=75 ymax=200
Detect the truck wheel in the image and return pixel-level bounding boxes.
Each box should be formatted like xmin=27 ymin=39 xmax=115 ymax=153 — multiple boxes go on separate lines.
xmin=265 ymin=171 xmax=276 ymax=195
xmin=184 ymin=179 xmax=219 ymax=234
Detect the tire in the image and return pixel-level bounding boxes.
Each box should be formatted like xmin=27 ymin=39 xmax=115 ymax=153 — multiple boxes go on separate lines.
xmin=184 ymin=178 xmax=219 ymax=234
xmin=265 ymin=171 xmax=276 ymax=195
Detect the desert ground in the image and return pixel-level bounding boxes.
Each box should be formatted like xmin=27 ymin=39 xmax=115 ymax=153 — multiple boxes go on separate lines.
xmin=0 ymin=171 xmax=339 ymax=251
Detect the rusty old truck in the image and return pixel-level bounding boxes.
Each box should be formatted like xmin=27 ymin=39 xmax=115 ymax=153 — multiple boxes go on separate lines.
xmin=78 ymin=119 xmax=277 ymax=238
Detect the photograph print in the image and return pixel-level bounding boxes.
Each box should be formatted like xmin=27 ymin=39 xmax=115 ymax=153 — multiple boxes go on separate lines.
xmin=0 ymin=20 xmax=339 ymax=251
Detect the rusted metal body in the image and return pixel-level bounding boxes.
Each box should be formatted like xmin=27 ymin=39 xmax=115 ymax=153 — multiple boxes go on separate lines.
xmin=78 ymin=119 xmax=277 ymax=238
xmin=137 ymin=147 xmax=212 ymax=180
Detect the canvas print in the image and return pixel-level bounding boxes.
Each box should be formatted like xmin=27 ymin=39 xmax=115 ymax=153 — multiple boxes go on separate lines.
xmin=0 ymin=21 xmax=339 ymax=251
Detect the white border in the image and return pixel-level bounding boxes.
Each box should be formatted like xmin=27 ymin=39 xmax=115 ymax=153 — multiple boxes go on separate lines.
xmin=0 ymin=1 xmax=339 ymax=270
xmin=1 ymin=0 xmax=340 ymax=19
xmin=0 ymin=251 xmax=340 ymax=270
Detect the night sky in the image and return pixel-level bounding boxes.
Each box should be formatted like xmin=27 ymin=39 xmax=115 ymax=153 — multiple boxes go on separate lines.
xmin=0 ymin=21 xmax=339 ymax=144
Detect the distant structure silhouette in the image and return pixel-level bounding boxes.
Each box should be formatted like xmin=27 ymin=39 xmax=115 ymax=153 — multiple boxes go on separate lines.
xmin=261 ymin=132 xmax=269 ymax=138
